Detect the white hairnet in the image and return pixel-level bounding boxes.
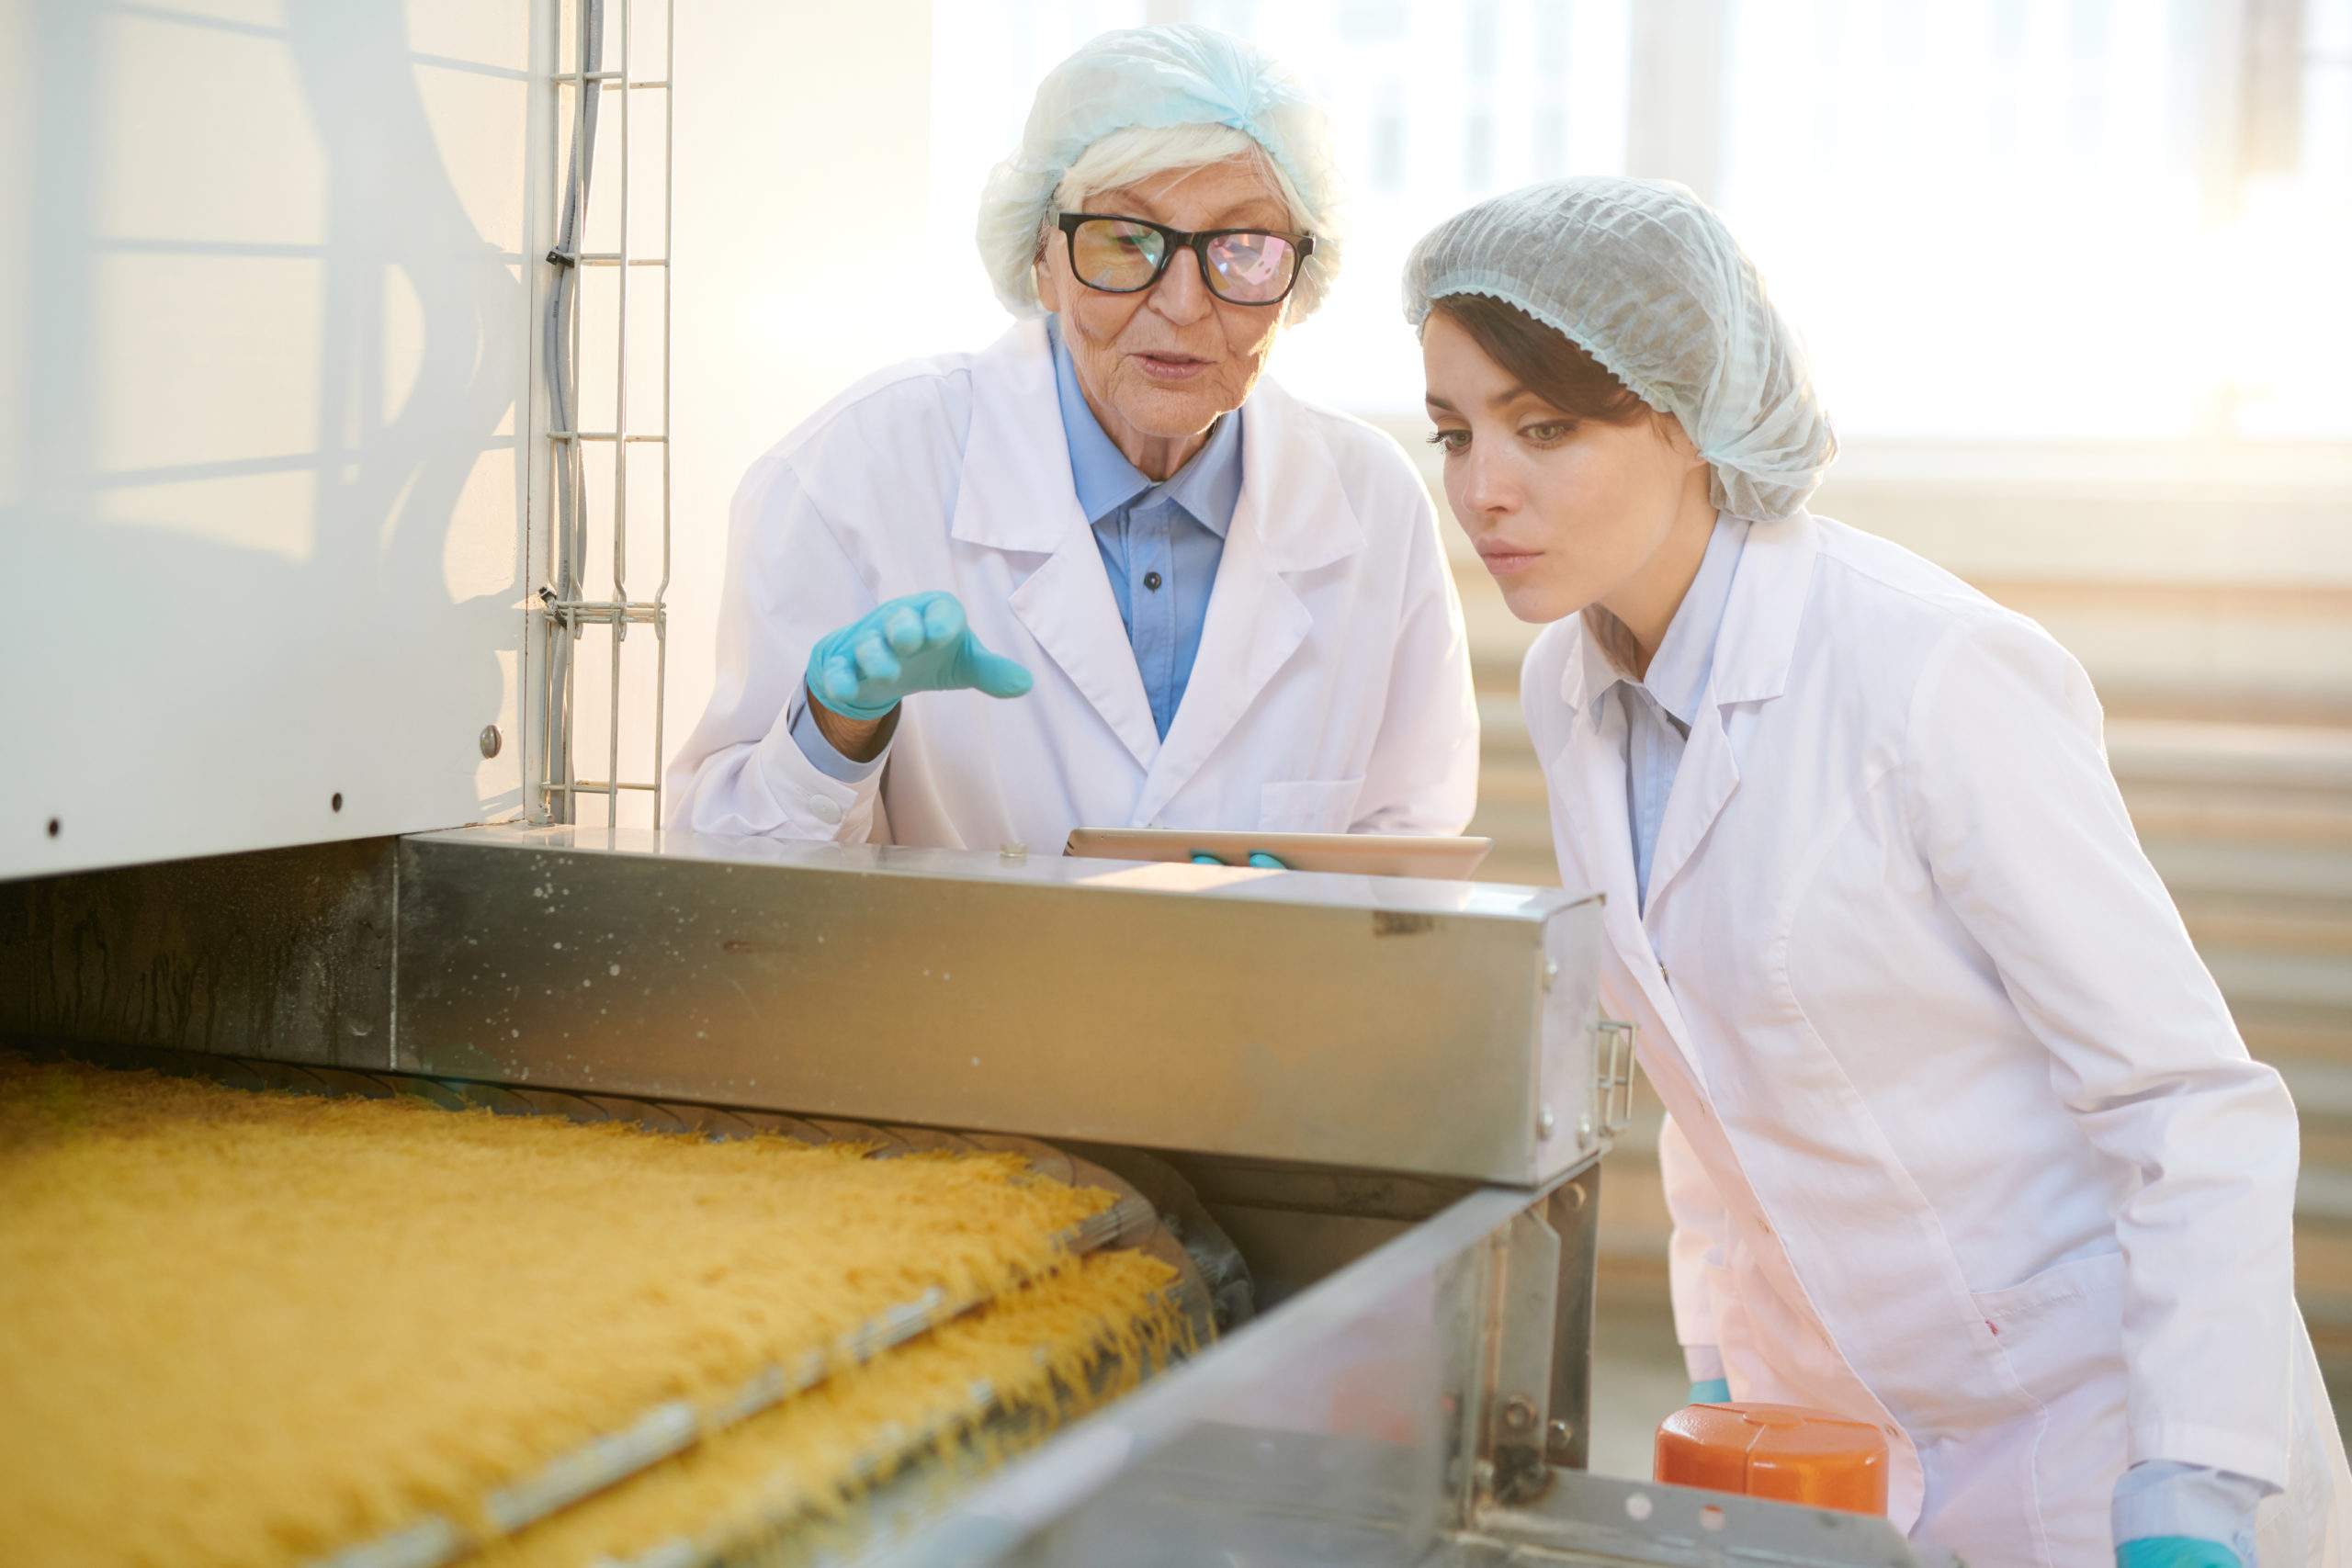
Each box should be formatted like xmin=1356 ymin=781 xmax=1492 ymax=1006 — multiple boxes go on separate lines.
xmin=1403 ymin=177 xmax=1835 ymax=522
xmin=977 ymin=24 xmax=1343 ymax=320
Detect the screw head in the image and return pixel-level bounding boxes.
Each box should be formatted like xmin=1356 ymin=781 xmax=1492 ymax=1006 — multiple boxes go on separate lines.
xmin=1502 ymin=1395 xmax=1536 ymax=1431
xmin=480 ymin=725 xmax=503 ymax=759
xmin=1537 ymin=1104 xmax=1556 ymax=1139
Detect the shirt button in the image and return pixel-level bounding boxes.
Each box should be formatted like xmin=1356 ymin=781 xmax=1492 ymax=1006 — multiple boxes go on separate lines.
xmin=1143 ymin=570 xmax=1164 ymax=592
xmin=809 ymin=795 xmax=843 ymax=826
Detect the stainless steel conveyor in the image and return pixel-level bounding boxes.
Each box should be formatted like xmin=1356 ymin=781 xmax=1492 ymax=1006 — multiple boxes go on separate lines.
xmin=2 ymin=825 xmax=1943 ymax=1567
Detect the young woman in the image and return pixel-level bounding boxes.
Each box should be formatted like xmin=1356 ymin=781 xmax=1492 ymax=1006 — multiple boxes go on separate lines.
xmin=1406 ymin=177 xmax=2346 ymax=1567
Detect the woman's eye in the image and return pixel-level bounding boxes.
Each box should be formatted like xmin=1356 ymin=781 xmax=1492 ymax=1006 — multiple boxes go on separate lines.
xmin=1521 ymin=421 xmax=1574 ymax=444
xmin=1427 ymin=428 xmax=1470 ymax=454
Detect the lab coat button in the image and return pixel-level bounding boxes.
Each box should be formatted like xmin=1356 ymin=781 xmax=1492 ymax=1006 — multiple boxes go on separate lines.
xmin=1144 ymin=570 xmax=1164 ymax=592
xmin=809 ymin=795 xmax=844 ymax=826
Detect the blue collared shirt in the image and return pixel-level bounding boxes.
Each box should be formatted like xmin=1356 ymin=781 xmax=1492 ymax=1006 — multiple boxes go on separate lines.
xmin=790 ymin=317 xmax=1241 ymax=778
xmin=1047 ymin=313 xmax=1240 ymax=740
xmin=1580 ymin=513 xmax=1748 ymax=914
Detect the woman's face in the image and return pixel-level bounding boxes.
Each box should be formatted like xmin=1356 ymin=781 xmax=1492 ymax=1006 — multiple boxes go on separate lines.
xmin=1035 ymin=156 xmax=1293 ymax=476
xmin=1421 ymin=310 xmax=1708 ymax=626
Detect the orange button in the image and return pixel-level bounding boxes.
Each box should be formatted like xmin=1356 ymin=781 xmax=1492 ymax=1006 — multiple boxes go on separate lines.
xmin=1654 ymin=1402 xmax=1889 ymax=1515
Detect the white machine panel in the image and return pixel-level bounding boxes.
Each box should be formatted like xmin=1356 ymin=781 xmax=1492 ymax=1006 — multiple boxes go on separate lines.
xmin=0 ymin=2 xmax=542 ymax=876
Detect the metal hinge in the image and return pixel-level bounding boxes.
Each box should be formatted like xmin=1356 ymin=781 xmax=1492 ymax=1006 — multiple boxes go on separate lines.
xmin=1594 ymin=1019 xmax=1637 ymax=1135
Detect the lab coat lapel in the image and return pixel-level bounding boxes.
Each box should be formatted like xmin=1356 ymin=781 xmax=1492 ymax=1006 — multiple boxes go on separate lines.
xmin=1006 ymin=536 xmax=1161 ymax=771
xmin=1640 ymin=511 xmax=1821 ymax=919
xmin=1640 ymin=698 xmax=1738 ymax=922
xmin=954 ymin=321 xmax=1159 ymax=771
xmin=1549 ymin=647 xmax=1705 ymax=1086
xmin=1131 ymin=380 xmax=1359 ymax=825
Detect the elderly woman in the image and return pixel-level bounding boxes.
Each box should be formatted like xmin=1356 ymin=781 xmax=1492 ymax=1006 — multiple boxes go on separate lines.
xmin=668 ymin=26 xmax=1477 ymax=852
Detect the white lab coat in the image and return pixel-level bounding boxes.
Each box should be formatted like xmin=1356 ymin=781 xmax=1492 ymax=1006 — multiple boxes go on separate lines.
xmin=668 ymin=318 xmax=1478 ymax=851
xmin=1524 ymin=512 xmax=2348 ymax=1566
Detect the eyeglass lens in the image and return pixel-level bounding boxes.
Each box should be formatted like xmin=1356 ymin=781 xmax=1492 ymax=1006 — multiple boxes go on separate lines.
xmin=1069 ymin=219 xmax=1299 ymax=304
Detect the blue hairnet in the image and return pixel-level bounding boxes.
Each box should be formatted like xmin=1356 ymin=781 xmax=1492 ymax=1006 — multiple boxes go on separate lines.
xmin=1403 ymin=177 xmax=1836 ymax=523
xmin=977 ymin=24 xmax=1342 ymax=320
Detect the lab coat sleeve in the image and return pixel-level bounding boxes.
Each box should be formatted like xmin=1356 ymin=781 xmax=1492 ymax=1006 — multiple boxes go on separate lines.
xmin=663 ymin=452 xmax=887 ymax=842
xmin=1903 ymin=613 xmax=2298 ymax=1486
xmin=1350 ymin=489 xmax=1480 ymax=835
xmin=1658 ymin=1110 xmax=1732 ymax=1356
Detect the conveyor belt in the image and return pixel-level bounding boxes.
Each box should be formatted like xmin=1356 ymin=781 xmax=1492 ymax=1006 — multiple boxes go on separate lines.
xmin=0 ymin=1047 xmax=1212 ymax=1568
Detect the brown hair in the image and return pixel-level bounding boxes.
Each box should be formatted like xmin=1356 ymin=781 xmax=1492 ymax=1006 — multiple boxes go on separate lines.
xmin=1428 ymin=294 xmax=1648 ymax=424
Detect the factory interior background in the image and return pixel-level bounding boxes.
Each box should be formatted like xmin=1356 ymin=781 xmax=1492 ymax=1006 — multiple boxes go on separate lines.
xmin=4 ymin=0 xmax=2349 ymax=1487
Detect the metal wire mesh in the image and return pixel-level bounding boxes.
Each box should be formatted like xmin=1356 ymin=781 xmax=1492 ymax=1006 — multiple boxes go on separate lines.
xmin=538 ymin=0 xmax=673 ymax=829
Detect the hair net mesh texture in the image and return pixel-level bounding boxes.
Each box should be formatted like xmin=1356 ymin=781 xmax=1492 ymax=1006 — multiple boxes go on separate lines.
xmin=977 ymin=23 xmax=1343 ymax=320
xmin=1404 ymin=177 xmax=1836 ymax=522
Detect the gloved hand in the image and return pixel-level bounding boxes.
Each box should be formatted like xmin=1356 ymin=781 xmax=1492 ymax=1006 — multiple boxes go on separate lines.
xmin=1688 ymin=1378 xmax=1731 ymax=1404
xmin=1191 ymin=852 xmax=1288 ymax=870
xmin=2115 ymin=1540 xmax=2241 ymax=1568
xmin=806 ymin=592 xmax=1034 ymax=721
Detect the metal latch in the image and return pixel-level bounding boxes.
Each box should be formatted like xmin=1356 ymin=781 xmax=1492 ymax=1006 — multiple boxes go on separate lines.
xmin=1594 ymin=1019 xmax=1637 ymax=1135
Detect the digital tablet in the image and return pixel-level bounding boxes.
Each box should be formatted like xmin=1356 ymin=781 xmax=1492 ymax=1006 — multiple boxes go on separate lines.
xmin=1064 ymin=827 xmax=1493 ymax=880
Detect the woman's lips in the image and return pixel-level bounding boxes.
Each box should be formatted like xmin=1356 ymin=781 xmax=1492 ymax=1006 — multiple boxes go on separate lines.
xmin=1135 ymin=352 xmax=1211 ymax=382
xmin=1478 ymin=548 xmax=1544 ymax=578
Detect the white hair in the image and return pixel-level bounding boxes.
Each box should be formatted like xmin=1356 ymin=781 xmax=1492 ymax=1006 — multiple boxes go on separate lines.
xmin=1034 ymin=124 xmax=1339 ymax=321
xmin=974 ymin=24 xmax=1348 ymax=322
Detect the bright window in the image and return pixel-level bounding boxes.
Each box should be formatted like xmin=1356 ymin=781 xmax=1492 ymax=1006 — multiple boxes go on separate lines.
xmin=929 ymin=1 xmax=2352 ymax=440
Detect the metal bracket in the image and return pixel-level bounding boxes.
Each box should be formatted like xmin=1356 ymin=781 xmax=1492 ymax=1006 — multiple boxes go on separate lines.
xmin=1475 ymin=1465 xmax=1951 ymax=1566
xmin=1479 ymin=1202 xmax=1563 ymax=1506
xmin=1595 ymin=1018 xmax=1638 ymax=1136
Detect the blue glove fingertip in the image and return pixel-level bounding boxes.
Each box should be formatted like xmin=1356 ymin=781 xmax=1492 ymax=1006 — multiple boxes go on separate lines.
xmin=1688 ymin=1378 xmax=1731 ymax=1404
xmin=882 ymin=606 xmax=926 ymax=655
xmin=1246 ymin=852 xmax=1286 ymax=870
xmin=2115 ymin=1540 xmax=2242 ymax=1568
xmin=1190 ymin=852 xmax=1226 ymax=866
xmin=969 ymin=648 xmax=1035 ymax=700
xmin=922 ymin=592 xmax=967 ymax=642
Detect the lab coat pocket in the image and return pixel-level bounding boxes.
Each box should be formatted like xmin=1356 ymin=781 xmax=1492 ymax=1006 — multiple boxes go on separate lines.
xmin=1259 ymin=777 xmax=1365 ymax=833
xmin=1970 ymin=1249 xmax=2128 ymax=1412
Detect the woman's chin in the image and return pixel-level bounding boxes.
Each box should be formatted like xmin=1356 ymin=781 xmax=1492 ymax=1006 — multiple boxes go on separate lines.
xmin=1111 ymin=374 xmax=1240 ymax=434
xmin=1498 ymin=578 xmax=1581 ymax=626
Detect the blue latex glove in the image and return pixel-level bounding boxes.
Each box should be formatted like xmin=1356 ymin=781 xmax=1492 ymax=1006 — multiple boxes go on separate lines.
xmin=1688 ymin=1378 xmax=1731 ymax=1404
xmin=2116 ymin=1540 xmax=2241 ymax=1568
xmin=1190 ymin=852 xmax=1288 ymax=870
xmin=806 ymin=592 xmax=1034 ymax=722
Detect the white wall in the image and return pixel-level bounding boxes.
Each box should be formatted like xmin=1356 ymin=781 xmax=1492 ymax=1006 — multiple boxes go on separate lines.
xmin=0 ymin=0 xmax=541 ymax=876
xmin=659 ymin=0 xmax=940 ymax=799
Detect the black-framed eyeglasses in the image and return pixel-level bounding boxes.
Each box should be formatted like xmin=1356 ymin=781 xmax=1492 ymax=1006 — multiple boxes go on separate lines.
xmin=1056 ymin=212 xmax=1316 ymax=307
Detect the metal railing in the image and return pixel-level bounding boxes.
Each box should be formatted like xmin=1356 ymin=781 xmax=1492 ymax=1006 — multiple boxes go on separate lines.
xmin=537 ymin=0 xmax=673 ymax=828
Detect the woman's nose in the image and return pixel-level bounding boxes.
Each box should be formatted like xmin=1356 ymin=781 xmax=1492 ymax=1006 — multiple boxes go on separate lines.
xmin=1459 ymin=446 xmax=1518 ymax=516
xmin=1148 ymin=245 xmax=1214 ymax=324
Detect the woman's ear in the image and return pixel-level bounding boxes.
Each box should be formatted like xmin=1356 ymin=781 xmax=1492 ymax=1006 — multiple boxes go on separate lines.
xmin=1657 ymin=412 xmax=1706 ymax=468
xmin=1031 ymin=234 xmax=1062 ymax=315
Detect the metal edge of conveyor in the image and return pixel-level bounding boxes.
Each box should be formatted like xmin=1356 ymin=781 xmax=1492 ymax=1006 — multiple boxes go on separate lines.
xmin=2 ymin=825 xmax=1618 ymax=1185
xmin=0 ymin=830 xmax=1962 ymax=1567
xmin=842 ymin=1161 xmax=1943 ymax=1568
xmin=390 ymin=825 xmax=1609 ymax=1185
xmin=857 ymin=1181 xmax=1545 ymax=1568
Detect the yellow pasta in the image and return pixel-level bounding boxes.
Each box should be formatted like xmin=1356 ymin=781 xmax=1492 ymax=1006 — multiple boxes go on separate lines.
xmin=488 ymin=1250 xmax=1179 ymax=1567
xmin=0 ymin=1055 xmax=1176 ymax=1567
